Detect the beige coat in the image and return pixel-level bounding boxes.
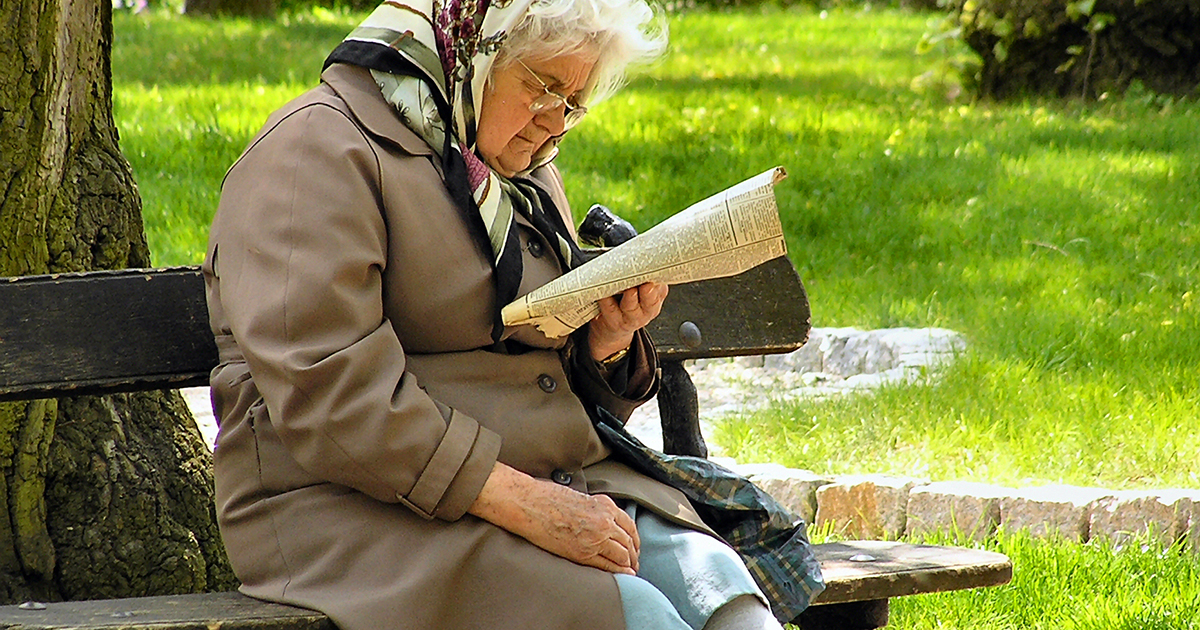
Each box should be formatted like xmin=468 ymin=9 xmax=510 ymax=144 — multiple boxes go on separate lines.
xmin=203 ymin=64 xmax=712 ymax=630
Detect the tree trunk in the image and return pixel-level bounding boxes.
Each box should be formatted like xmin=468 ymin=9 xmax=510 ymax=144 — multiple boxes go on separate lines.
xmin=0 ymin=0 xmax=236 ymax=603
xmin=183 ymin=0 xmax=277 ymax=18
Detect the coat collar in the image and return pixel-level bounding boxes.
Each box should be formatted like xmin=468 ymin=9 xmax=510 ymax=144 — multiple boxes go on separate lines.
xmin=321 ymin=63 xmax=434 ymax=158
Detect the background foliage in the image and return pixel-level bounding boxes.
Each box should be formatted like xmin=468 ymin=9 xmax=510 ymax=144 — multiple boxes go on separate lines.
xmin=923 ymin=0 xmax=1200 ymax=99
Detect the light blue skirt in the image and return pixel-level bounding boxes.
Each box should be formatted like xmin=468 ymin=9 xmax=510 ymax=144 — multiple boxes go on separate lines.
xmin=615 ymin=502 xmax=767 ymax=630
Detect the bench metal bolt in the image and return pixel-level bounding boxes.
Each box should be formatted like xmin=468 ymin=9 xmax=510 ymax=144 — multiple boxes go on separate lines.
xmin=678 ymin=321 xmax=702 ymax=348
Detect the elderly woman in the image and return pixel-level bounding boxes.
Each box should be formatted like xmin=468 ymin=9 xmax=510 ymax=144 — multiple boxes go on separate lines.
xmin=203 ymin=0 xmax=820 ymax=628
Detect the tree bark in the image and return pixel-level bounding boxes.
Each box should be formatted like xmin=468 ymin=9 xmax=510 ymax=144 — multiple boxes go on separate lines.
xmin=0 ymin=0 xmax=236 ymax=603
xmin=183 ymin=0 xmax=277 ymax=18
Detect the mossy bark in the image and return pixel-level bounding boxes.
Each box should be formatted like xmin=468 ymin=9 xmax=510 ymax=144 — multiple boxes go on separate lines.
xmin=0 ymin=0 xmax=236 ymax=603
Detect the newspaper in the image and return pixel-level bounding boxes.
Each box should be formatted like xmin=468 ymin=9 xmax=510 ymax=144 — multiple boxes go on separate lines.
xmin=501 ymin=166 xmax=789 ymax=338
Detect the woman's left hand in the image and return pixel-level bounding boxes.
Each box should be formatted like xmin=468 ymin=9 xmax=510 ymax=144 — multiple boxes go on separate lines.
xmin=588 ymin=281 xmax=668 ymax=362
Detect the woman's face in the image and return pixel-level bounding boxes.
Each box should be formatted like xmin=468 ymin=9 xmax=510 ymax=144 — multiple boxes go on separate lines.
xmin=476 ymin=50 xmax=598 ymax=177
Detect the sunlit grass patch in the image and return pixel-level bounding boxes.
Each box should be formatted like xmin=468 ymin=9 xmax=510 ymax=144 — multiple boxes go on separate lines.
xmin=112 ymin=4 xmax=1200 ymax=488
xmin=717 ymin=355 xmax=1200 ymax=489
xmin=856 ymin=531 xmax=1200 ymax=630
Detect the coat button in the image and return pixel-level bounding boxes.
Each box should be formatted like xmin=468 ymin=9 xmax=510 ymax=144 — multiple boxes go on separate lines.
xmin=527 ymin=239 xmax=544 ymax=258
xmin=551 ymin=469 xmax=573 ymax=485
xmin=537 ymin=374 xmax=557 ymax=393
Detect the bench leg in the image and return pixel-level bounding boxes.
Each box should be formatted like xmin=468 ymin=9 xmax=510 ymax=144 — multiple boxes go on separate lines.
xmin=793 ymin=599 xmax=889 ymax=630
xmin=657 ymin=360 xmax=708 ymax=458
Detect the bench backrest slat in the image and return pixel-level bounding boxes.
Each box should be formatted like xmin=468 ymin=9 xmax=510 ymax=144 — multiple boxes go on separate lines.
xmin=645 ymin=256 xmax=810 ymax=360
xmin=0 ymin=268 xmax=216 ymax=401
xmin=0 ymin=258 xmax=810 ymax=402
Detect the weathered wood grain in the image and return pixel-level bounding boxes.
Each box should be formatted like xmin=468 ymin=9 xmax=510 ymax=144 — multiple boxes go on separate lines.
xmin=647 ymin=256 xmax=811 ymax=361
xmin=811 ymin=540 xmax=1013 ymax=605
xmin=0 ymin=268 xmax=216 ymax=401
xmin=0 ymin=259 xmax=810 ymax=401
xmin=0 ymin=591 xmax=333 ymax=629
xmin=0 ymin=541 xmax=1012 ymax=630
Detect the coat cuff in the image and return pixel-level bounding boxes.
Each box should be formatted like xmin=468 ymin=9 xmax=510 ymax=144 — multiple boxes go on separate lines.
xmin=570 ymin=328 xmax=659 ymax=424
xmin=396 ymin=410 xmax=501 ymax=521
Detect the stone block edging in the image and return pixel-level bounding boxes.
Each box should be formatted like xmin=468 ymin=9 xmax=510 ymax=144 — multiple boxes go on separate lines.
xmin=814 ymin=475 xmax=917 ymax=540
xmin=727 ymin=461 xmax=1200 ymax=551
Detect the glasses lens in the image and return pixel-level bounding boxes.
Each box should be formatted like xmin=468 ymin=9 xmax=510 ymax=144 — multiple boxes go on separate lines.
xmin=528 ymin=93 xmax=561 ymax=115
xmin=528 ymin=92 xmax=587 ymax=129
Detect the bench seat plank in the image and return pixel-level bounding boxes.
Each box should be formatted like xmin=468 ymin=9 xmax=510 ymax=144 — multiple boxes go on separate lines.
xmin=646 ymin=256 xmax=811 ymax=361
xmin=0 ymin=591 xmax=332 ymax=629
xmin=0 ymin=268 xmax=217 ymax=401
xmin=810 ymin=541 xmax=1013 ymax=605
xmin=0 ymin=260 xmax=810 ymax=402
xmin=0 ymin=542 xmax=1011 ymax=630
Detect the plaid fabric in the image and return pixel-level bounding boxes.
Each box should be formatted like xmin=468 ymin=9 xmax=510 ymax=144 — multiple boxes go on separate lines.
xmin=593 ymin=409 xmax=826 ymax=623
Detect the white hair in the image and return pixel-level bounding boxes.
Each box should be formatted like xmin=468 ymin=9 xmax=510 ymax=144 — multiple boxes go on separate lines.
xmin=497 ymin=0 xmax=668 ymax=105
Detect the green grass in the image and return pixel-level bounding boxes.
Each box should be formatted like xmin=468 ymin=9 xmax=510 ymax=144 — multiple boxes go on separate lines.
xmin=849 ymin=531 xmax=1200 ymax=630
xmin=113 ymin=5 xmax=1200 ymax=491
xmin=606 ymin=8 xmax=1198 ymax=491
xmin=717 ymin=353 xmax=1200 ymax=489
xmin=114 ymin=7 xmax=355 ymax=264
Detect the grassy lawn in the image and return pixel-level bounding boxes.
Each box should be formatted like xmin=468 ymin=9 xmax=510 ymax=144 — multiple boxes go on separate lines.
xmin=884 ymin=531 xmax=1200 ymax=630
xmin=613 ymin=10 xmax=1200 ymax=492
xmin=115 ymin=4 xmax=1199 ymax=491
xmin=112 ymin=5 xmax=1199 ymax=627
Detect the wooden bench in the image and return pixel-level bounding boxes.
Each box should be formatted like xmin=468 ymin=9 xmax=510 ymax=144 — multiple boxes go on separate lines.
xmin=0 ymin=213 xmax=1011 ymax=628
xmin=0 ymin=542 xmax=1012 ymax=629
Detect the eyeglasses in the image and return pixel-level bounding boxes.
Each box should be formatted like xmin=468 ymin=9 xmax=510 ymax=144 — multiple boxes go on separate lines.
xmin=514 ymin=58 xmax=588 ymax=130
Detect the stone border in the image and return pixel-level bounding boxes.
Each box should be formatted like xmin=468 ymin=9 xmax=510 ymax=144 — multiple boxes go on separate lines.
xmin=728 ymin=463 xmax=1200 ymax=552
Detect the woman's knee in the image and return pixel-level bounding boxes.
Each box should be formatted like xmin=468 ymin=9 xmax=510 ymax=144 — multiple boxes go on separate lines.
xmin=702 ymin=594 xmax=783 ymax=630
xmin=613 ymin=573 xmax=693 ymax=630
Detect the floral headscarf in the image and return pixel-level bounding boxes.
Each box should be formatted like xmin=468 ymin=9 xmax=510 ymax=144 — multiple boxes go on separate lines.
xmin=325 ymin=0 xmax=582 ymax=342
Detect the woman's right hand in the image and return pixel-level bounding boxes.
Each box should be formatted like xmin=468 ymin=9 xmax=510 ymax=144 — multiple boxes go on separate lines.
xmin=468 ymin=462 xmax=640 ymax=575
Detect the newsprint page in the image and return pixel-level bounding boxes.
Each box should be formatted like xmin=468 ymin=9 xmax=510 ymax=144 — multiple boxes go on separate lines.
xmin=502 ymin=166 xmax=789 ymax=338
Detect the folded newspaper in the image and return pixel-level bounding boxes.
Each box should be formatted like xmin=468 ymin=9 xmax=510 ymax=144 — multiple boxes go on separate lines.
xmin=502 ymin=166 xmax=789 ymax=338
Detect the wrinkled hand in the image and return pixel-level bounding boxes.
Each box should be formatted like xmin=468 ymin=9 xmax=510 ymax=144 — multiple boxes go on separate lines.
xmin=469 ymin=463 xmax=640 ymax=575
xmin=588 ymin=282 xmax=669 ymax=361
xmin=512 ymin=480 xmax=640 ymax=575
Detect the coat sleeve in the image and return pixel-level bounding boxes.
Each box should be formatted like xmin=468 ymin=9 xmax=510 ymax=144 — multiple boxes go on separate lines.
xmin=567 ymin=327 xmax=658 ymax=423
xmin=529 ymin=165 xmax=660 ymax=422
xmin=209 ymin=101 xmax=499 ymax=522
